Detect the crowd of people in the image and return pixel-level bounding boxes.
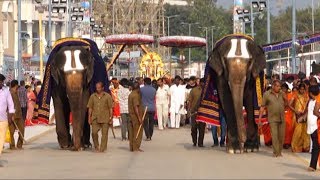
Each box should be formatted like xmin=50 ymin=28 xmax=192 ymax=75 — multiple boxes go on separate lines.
xmin=1 ymin=72 xmax=320 ymax=172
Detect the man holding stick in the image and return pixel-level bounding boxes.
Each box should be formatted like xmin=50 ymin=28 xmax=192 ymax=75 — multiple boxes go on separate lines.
xmin=9 ymin=80 xmax=25 ymax=150
xmin=128 ymin=82 xmax=145 ymax=152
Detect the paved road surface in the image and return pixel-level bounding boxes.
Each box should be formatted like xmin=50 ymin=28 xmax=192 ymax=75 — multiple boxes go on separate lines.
xmin=0 ymin=127 xmax=319 ymax=179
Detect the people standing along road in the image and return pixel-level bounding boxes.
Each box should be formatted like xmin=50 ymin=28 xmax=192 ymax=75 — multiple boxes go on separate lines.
xmin=169 ymin=76 xmax=185 ymax=129
xmin=18 ymin=80 xmax=28 ymax=122
xmin=259 ymin=80 xmax=287 ymax=157
xmin=128 ymin=82 xmax=144 ymax=152
xmin=281 ymin=83 xmax=294 ymax=149
xmin=306 ymin=85 xmax=320 ymax=172
xmin=188 ymin=78 xmax=205 ymax=147
xmin=9 ymin=80 xmax=25 ymax=150
xmin=140 ymin=78 xmax=156 ymax=141
xmin=25 ymin=85 xmax=36 ymax=126
xmin=0 ymin=74 xmax=15 ymax=167
xmin=289 ymin=83 xmax=310 ymax=153
xmin=156 ymin=78 xmax=169 ymax=130
xmin=87 ymin=82 xmax=113 ymax=153
xmin=118 ymin=78 xmax=131 ymax=141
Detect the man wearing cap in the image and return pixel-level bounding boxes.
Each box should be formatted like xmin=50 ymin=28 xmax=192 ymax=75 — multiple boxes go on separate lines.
xmin=0 ymin=74 xmax=15 ymax=166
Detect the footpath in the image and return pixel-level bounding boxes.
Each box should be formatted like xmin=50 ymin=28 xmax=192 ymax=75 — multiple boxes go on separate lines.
xmin=4 ymin=125 xmax=56 ymax=149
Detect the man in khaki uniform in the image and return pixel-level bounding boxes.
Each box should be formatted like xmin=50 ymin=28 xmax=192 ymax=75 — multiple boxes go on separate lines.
xmin=259 ymin=80 xmax=287 ymax=157
xmin=128 ymin=82 xmax=144 ymax=152
xmin=188 ymin=78 xmax=206 ymax=147
xmin=87 ymin=82 xmax=113 ymax=152
xmin=9 ymin=80 xmax=25 ymax=150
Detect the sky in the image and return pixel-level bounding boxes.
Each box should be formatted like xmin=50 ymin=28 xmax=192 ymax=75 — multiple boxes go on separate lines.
xmin=216 ymin=0 xmax=319 ymax=15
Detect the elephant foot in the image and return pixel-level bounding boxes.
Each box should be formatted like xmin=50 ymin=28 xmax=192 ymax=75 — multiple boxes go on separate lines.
xmin=244 ymin=139 xmax=260 ymax=153
xmin=227 ymin=148 xmax=235 ymax=154
xmin=83 ymin=143 xmax=92 ymax=150
xmin=70 ymin=146 xmax=83 ymax=151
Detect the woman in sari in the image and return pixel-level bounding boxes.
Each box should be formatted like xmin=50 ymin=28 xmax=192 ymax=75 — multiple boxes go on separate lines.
xmin=25 ymin=85 xmax=36 ymax=126
xmin=289 ymin=83 xmax=310 ymax=153
xmin=282 ymin=83 xmax=294 ymax=149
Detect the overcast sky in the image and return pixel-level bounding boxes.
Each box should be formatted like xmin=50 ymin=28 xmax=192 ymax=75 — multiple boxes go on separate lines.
xmin=217 ymin=0 xmax=319 ymax=15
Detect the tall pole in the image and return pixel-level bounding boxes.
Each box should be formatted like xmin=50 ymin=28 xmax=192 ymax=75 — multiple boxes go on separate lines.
xmin=211 ymin=27 xmax=214 ymax=50
xmin=205 ymin=27 xmax=208 ymax=61
xmin=39 ymin=12 xmax=44 ymax=80
xmin=188 ymin=24 xmax=191 ymax=77
xmin=250 ymin=0 xmax=254 ymax=38
xmin=48 ymin=0 xmax=52 ymax=48
xmin=292 ymin=0 xmax=297 ymax=74
xmin=67 ymin=0 xmax=72 ymax=36
xmin=17 ymin=0 xmax=22 ymax=81
xmin=167 ymin=17 xmax=171 ymax=75
xmin=312 ymin=0 xmax=315 ymax=61
xmin=90 ymin=0 xmax=93 ymax=39
xmin=267 ymin=0 xmax=271 ymax=43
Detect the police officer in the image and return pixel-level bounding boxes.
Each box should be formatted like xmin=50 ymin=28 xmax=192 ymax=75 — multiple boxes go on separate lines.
xmin=128 ymin=82 xmax=144 ymax=152
xmin=188 ymin=78 xmax=206 ymax=147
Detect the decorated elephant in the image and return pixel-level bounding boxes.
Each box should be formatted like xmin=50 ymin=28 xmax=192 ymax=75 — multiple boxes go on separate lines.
xmin=196 ymin=34 xmax=266 ymax=153
xmin=36 ymin=38 xmax=109 ymax=151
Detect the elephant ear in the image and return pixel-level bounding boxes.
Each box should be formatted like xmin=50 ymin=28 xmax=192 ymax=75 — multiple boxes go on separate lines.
xmin=50 ymin=52 xmax=64 ymax=85
xmin=208 ymin=46 xmax=224 ymax=76
xmin=83 ymin=47 xmax=94 ymax=85
xmin=250 ymin=42 xmax=266 ymax=79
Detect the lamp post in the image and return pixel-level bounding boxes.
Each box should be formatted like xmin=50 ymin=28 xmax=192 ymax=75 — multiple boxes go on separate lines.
xmin=17 ymin=0 xmax=22 ymax=81
xmin=165 ymin=15 xmax=179 ymax=75
xmin=292 ymin=0 xmax=297 ymax=74
xmin=267 ymin=0 xmax=270 ymax=44
xmin=181 ymin=22 xmax=199 ymax=77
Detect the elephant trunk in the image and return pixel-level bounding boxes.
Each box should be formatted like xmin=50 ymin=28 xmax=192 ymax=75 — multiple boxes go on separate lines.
xmin=228 ymin=60 xmax=248 ymax=147
xmin=65 ymin=72 xmax=87 ymax=150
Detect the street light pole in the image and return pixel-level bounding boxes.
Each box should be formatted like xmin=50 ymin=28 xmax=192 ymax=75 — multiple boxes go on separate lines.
xmin=17 ymin=0 xmax=22 ymax=81
xmin=48 ymin=0 xmax=52 ymax=47
xmin=165 ymin=15 xmax=179 ymax=75
xmin=188 ymin=23 xmax=191 ymax=77
xmin=292 ymin=0 xmax=297 ymax=74
xmin=267 ymin=0 xmax=271 ymax=43
xmin=250 ymin=0 xmax=254 ymax=38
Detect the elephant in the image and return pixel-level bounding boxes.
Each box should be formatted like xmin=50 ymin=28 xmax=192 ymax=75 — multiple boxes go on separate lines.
xmin=208 ymin=35 xmax=266 ymax=153
xmin=50 ymin=45 xmax=94 ymax=151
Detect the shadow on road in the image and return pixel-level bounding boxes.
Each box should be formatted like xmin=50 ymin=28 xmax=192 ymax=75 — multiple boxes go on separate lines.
xmin=284 ymin=172 xmax=319 ymax=179
xmin=27 ymin=142 xmax=61 ymax=150
xmin=280 ymin=162 xmax=307 ymax=171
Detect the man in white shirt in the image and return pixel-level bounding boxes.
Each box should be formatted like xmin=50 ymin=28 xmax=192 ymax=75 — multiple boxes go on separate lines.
xmin=307 ymin=85 xmax=320 ymax=171
xmin=156 ymin=78 xmax=169 ymax=130
xmin=169 ymin=76 xmax=185 ymax=129
xmin=0 ymin=74 xmax=15 ymax=167
xmin=118 ymin=78 xmax=131 ymax=140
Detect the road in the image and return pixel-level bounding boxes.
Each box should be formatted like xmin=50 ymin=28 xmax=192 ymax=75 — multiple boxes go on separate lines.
xmin=0 ymin=127 xmax=319 ymax=179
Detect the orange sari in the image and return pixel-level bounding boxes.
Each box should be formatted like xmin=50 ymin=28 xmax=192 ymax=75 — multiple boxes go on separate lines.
xmin=284 ymin=92 xmax=294 ymax=146
xmin=291 ymin=93 xmax=310 ymax=152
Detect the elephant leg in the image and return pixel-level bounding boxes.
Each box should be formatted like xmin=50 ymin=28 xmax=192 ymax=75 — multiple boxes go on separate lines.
xmin=82 ymin=111 xmax=91 ymax=148
xmin=244 ymin=82 xmax=259 ymax=152
xmin=53 ymin=93 xmax=71 ymax=149
xmin=216 ymin=77 xmax=239 ymax=153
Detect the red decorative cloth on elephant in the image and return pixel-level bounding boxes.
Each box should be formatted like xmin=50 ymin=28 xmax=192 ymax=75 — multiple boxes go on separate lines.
xmin=195 ymin=61 xmax=220 ymax=126
xmin=35 ymin=38 xmax=110 ymax=124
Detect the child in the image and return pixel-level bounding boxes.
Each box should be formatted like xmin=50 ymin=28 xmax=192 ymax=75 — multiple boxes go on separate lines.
xmin=307 ymin=85 xmax=320 ymax=171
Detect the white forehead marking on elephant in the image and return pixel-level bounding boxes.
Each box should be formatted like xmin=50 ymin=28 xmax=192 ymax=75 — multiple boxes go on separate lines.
xmin=227 ymin=39 xmax=250 ymax=59
xmin=63 ymin=50 xmax=72 ymax=72
xmin=73 ymin=50 xmax=84 ymax=70
xmin=63 ymin=50 xmax=84 ymax=72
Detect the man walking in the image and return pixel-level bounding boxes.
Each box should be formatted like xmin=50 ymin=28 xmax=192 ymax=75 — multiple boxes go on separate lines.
xmin=140 ymin=78 xmax=156 ymax=141
xmin=188 ymin=78 xmax=205 ymax=147
xmin=259 ymin=80 xmax=287 ymax=157
xmin=128 ymin=82 xmax=144 ymax=152
xmin=9 ymin=80 xmax=25 ymax=150
xmin=18 ymin=80 xmax=27 ymax=122
xmin=169 ymin=76 xmax=185 ymax=129
xmin=211 ymin=110 xmax=227 ymax=147
xmin=118 ymin=78 xmax=131 ymax=140
xmin=87 ymin=82 xmax=113 ymax=152
xmin=0 ymin=74 xmax=15 ymax=167
xmin=156 ymin=78 xmax=169 ymax=130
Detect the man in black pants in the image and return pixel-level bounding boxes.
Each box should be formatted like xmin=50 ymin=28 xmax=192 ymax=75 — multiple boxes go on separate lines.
xmin=140 ymin=78 xmax=156 ymax=141
xmin=188 ymin=78 xmax=205 ymax=147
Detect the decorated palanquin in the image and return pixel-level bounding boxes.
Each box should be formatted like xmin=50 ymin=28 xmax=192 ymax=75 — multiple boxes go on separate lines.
xmin=139 ymin=52 xmax=164 ymax=80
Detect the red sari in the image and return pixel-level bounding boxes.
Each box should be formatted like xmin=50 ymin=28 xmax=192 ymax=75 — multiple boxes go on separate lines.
xmin=284 ymin=92 xmax=294 ymax=146
xmin=26 ymin=91 xmax=36 ymax=126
